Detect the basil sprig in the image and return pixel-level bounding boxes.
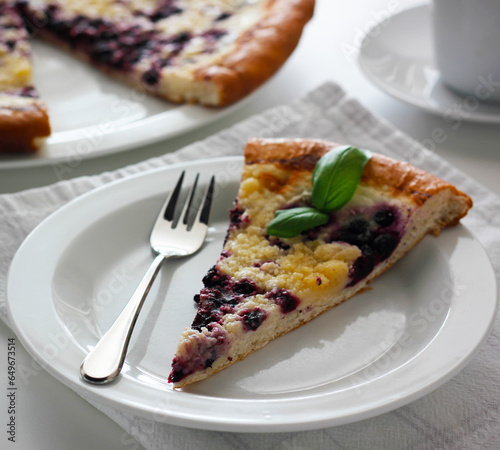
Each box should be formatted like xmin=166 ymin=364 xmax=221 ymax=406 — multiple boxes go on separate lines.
xmin=312 ymin=145 xmax=371 ymax=211
xmin=267 ymin=146 xmax=371 ymax=238
xmin=266 ymin=207 xmax=329 ymax=239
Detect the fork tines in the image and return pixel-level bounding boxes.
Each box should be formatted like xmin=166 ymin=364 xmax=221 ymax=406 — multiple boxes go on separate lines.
xmin=163 ymin=171 xmax=215 ymax=228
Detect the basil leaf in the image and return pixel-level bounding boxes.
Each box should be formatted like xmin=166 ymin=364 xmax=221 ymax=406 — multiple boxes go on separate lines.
xmin=312 ymin=146 xmax=371 ymax=212
xmin=267 ymin=207 xmax=329 ymax=238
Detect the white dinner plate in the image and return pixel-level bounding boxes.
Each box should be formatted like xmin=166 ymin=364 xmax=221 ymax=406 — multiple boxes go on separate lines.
xmin=0 ymin=41 xmax=250 ymax=169
xmin=358 ymin=4 xmax=500 ymax=123
xmin=7 ymin=157 xmax=497 ymax=432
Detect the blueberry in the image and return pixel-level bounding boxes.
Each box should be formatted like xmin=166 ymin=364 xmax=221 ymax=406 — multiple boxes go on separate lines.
xmin=268 ymin=238 xmax=290 ymax=251
xmin=348 ymin=254 xmax=375 ymax=286
xmin=124 ymin=50 xmax=141 ymax=65
xmin=229 ymin=207 xmax=245 ymax=226
xmin=170 ymin=31 xmax=191 ymax=44
xmin=199 ymin=288 xmax=223 ymax=303
xmin=373 ymin=208 xmax=395 ymax=227
xmin=92 ymin=42 xmax=114 ymax=63
xmin=142 ymin=68 xmax=160 ymax=86
xmin=168 ymin=366 xmax=184 ymax=383
xmin=202 ymin=266 xmax=229 ymax=288
xmin=347 ymin=218 xmax=369 ymax=234
xmin=150 ymin=4 xmax=183 ymax=22
xmin=242 ymin=308 xmax=267 ymax=331
xmin=5 ymin=40 xmax=15 ymax=51
xmin=191 ymin=308 xmax=222 ymax=331
xmin=159 ymin=58 xmax=171 ymax=68
xmin=203 ymin=29 xmax=227 ymax=40
xmin=334 ymin=229 xmax=371 ymax=249
xmin=48 ymin=19 xmax=70 ymax=37
xmin=99 ymin=28 xmax=118 ymax=40
xmin=373 ymin=233 xmax=398 ymax=258
xmin=204 ymin=352 xmax=216 ymax=368
xmin=88 ymin=18 xmax=103 ymax=28
xmin=215 ymin=12 xmax=231 ymax=21
xmin=265 ymin=289 xmax=300 ymax=314
xmin=234 ymin=279 xmax=260 ymax=296
xmin=191 ymin=311 xmax=210 ymax=331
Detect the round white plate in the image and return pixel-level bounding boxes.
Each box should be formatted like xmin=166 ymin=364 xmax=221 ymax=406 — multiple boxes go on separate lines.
xmin=0 ymin=41 xmax=249 ymax=169
xmin=7 ymin=157 xmax=497 ymax=432
xmin=358 ymin=4 xmax=500 ymax=123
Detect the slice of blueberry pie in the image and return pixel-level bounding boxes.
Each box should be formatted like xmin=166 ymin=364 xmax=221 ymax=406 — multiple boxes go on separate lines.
xmin=168 ymin=137 xmax=472 ymax=388
xmin=0 ymin=1 xmax=50 ymax=152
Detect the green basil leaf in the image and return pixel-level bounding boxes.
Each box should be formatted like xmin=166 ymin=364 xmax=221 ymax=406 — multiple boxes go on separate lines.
xmin=312 ymin=146 xmax=371 ymax=212
xmin=312 ymin=145 xmax=371 ymax=212
xmin=267 ymin=207 xmax=329 ymax=238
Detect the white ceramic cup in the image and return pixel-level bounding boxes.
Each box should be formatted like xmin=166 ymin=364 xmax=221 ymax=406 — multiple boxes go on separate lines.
xmin=433 ymin=0 xmax=500 ymax=102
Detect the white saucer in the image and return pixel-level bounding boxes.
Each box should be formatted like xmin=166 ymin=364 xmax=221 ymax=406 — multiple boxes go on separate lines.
xmin=358 ymin=3 xmax=500 ymax=123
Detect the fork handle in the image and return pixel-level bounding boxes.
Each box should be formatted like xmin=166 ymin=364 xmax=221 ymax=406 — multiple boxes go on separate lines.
xmin=80 ymin=253 xmax=166 ymax=384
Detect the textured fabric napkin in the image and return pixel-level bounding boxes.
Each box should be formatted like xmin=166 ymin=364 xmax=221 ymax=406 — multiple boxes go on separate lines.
xmin=1 ymin=82 xmax=499 ymax=449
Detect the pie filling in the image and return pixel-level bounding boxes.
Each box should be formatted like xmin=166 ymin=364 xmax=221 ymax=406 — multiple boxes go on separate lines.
xmin=169 ymin=200 xmax=407 ymax=384
xmin=1 ymin=3 xmax=44 ymax=109
xmin=3 ymin=86 xmax=37 ymax=97
xmin=13 ymin=0 xmax=252 ymax=88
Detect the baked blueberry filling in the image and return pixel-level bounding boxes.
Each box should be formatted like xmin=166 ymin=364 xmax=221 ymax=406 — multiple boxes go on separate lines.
xmin=16 ymin=1 xmax=228 ymax=79
xmin=192 ymin=287 xmax=234 ymax=331
xmin=146 ymin=0 xmax=183 ymax=23
xmin=265 ymin=288 xmax=300 ymax=314
xmin=168 ymin=326 xmax=228 ymax=383
xmin=142 ymin=67 xmax=161 ymax=86
xmin=215 ymin=12 xmax=232 ymax=22
xmin=229 ymin=206 xmax=249 ymax=229
xmin=373 ymin=207 xmax=396 ymax=227
xmin=202 ymin=265 xmax=231 ymax=288
xmin=0 ymin=3 xmax=27 ymax=54
xmin=202 ymin=28 xmax=227 ymax=41
xmin=5 ymin=40 xmax=15 ymax=51
xmin=4 ymin=86 xmax=38 ymax=98
xmin=240 ymin=307 xmax=267 ymax=331
xmin=326 ymin=204 xmax=404 ymax=286
xmin=193 ymin=267 xmax=263 ymax=331
xmin=171 ymin=263 xmax=273 ymax=383
xmin=224 ymin=205 xmax=249 ymax=244
xmin=267 ymin=237 xmax=291 ymax=251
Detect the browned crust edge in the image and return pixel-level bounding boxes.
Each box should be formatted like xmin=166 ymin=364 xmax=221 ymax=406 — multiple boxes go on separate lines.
xmin=0 ymin=105 xmax=51 ymax=153
xmin=196 ymin=0 xmax=315 ymax=106
xmin=243 ymin=137 xmax=473 ymax=225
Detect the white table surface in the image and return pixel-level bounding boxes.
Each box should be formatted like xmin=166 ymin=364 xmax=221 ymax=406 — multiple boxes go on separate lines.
xmin=1 ymin=0 xmax=499 ymax=449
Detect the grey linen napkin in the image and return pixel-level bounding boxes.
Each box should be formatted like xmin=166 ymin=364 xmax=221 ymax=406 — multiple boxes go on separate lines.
xmin=1 ymin=82 xmax=499 ymax=449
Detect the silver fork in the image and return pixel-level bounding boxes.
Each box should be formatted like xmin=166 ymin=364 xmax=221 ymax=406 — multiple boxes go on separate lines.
xmin=80 ymin=171 xmax=215 ymax=385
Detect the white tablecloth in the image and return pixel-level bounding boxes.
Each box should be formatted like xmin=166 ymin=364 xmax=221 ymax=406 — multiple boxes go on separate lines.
xmin=1 ymin=82 xmax=499 ymax=449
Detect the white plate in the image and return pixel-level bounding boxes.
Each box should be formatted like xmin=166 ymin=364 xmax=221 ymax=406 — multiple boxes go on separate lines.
xmin=7 ymin=157 xmax=497 ymax=432
xmin=0 ymin=41 xmax=249 ymax=169
xmin=357 ymin=4 xmax=500 ymax=123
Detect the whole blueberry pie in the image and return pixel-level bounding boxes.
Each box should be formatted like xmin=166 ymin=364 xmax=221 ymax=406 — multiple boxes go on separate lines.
xmin=168 ymin=138 xmax=472 ymax=388
xmin=0 ymin=0 xmax=314 ymax=152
